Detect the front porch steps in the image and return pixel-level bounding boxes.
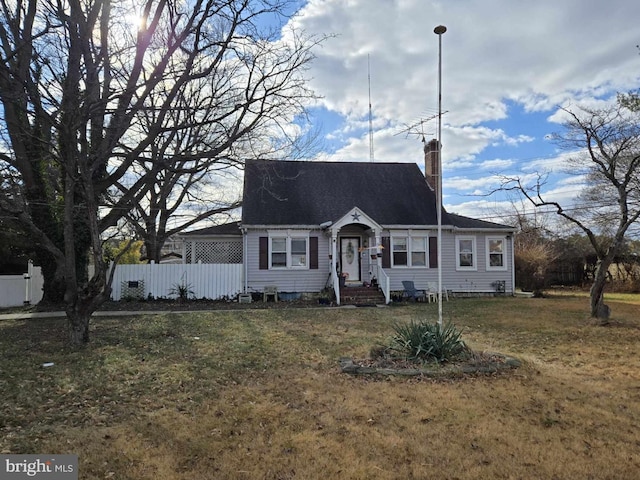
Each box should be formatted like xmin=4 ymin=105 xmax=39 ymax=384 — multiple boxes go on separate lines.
xmin=339 ymin=286 xmax=386 ymax=306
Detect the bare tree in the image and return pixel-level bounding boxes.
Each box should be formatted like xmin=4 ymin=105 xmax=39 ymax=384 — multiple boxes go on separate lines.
xmin=499 ymin=99 xmax=640 ymax=321
xmin=119 ymin=61 xmax=322 ymax=263
xmin=0 ymin=0 xmax=323 ymax=344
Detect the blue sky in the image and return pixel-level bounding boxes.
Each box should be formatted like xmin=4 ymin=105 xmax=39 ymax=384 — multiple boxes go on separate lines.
xmin=284 ymin=0 xmax=640 ymax=224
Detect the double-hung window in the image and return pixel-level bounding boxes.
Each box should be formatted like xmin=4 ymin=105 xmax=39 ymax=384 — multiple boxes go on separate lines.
xmin=269 ymin=235 xmax=308 ymax=269
xmin=290 ymin=238 xmax=307 ymax=267
xmin=456 ymin=236 xmax=477 ymax=270
xmin=411 ymin=237 xmax=427 ymax=267
xmin=389 ymin=235 xmax=431 ymax=267
xmin=271 ymin=237 xmax=287 ymax=268
xmin=486 ymin=237 xmax=507 ymax=271
xmin=392 ymin=237 xmax=408 ymax=266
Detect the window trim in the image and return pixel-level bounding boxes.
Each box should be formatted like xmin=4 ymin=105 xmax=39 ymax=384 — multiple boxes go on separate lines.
xmin=486 ymin=236 xmax=508 ymax=271
xmin=410 ymin=236 xmax=427 ymax=267
xmin=268 ymin=233 xmax=309 ymax=270
xmin=270 ymin=236 xmax=287 ymax=269
xmin=391 ymin=236 xmax=408 ymax=267
xmin=290 ymin=237 xmax=308 ymax=268
xmin=390 ymin=234 xmax=431 ymax=268
xmin=456 ymin=235 xmax=477 ymax=271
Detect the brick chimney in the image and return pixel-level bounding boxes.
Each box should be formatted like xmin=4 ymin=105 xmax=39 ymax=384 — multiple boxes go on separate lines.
xmin=424 ymin=138 xmax=440 ymax=193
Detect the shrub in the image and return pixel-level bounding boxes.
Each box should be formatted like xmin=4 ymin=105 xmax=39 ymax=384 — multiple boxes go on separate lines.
xmin=389 ymin=319 xmax=468 ymax=363
xmin=168 ymin=281 xmax=195 ymax=302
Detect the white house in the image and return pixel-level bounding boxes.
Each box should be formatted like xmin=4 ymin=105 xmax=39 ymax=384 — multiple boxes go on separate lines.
xmin=181 ymin=144 xmax=516 ymax=304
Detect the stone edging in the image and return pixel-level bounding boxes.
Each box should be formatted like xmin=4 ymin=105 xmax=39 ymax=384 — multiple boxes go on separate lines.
xmin=339 ymin=353 xmax=521 ymax=378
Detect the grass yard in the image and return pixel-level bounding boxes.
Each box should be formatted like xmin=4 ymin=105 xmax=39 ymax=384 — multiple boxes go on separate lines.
xmin=1 ymin=294 xmax=639 ymax=479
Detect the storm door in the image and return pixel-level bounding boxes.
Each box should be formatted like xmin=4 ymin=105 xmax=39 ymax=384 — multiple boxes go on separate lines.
xmin=340 ymin=237 xmax=361 ymax=282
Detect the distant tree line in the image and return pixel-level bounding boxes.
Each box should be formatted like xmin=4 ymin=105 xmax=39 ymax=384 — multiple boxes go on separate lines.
xmin=514 ymin=223 xmax=640 ymax=296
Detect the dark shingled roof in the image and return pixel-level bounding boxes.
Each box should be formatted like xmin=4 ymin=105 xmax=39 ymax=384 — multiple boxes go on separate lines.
xmin=181 ymin=221 xmax=241 ymax=236
xmin=242 ymin=159 xmax=444 ymax=226
xmin=241 ymin=159 xmax=513 ymax=230
xmin=446 ymin=213 xmax=513 ymax=230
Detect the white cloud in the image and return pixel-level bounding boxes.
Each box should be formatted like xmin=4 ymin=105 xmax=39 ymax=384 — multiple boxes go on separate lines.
xmin=447 ymin=174 xmax=502 ymax=192
xmin=286 ymin=0 xmax=640 ymax=215
xmin=479 ymin=159 xmax=515 ymax=170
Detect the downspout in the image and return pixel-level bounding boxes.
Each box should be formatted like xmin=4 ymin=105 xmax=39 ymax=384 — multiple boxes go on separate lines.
xmin=242 ymin=227 xmax=248 ymax=294
xmin=510 ymin=233 xmax=515 ymax=296
xmin=332 ymin=232 xmax=339 ymax=304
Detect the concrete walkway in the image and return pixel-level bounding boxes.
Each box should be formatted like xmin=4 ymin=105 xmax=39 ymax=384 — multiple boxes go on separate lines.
xmin=0 ymin=304 xmax=373 ymax=321
xmin=0 ymin=310 xmax=183 ymax=321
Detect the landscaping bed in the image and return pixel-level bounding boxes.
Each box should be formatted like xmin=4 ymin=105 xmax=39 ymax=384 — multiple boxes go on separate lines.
xmin=340 ymin=351 xmax=521 ymax=377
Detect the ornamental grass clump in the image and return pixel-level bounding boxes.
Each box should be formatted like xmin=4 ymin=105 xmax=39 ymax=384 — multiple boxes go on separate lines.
xmin=168 ymin=281 xmax=195 ymax=302
xmin=389 ymin=319 xmax=469 ymax=363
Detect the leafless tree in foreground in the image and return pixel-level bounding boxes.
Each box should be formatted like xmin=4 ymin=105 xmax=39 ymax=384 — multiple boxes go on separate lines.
xmin=499 ymin=99 xmax=640 ymax=321
xmin=0 ymin=0 xmax=324 ymax=344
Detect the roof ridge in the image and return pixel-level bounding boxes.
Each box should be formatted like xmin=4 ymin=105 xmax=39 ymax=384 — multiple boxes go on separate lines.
xmin=245 ymin=158 xmax=415 ymax=166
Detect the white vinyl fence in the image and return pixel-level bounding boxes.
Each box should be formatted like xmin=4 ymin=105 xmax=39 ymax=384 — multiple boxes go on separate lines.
xmin=0 ymin=261 xmax=44 ymax=308
xmin=110 ymin=262 xmax=243 ymax=301
xmin=1 ymin=262 xmax=242 ymax=306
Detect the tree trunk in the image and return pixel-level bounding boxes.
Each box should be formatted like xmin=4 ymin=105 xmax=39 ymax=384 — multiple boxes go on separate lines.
xmin=144 ymin=237 xmax=164 ymax=264
xmin=67 ymin=308 xmax=90 ymax=346
xmin=64 ymin=262 xmax=111 ymax=346
xmin=37 ymin=251 xmax=66 ymax=305
xmin=65 ymin=290 xmax=110 ymax=346
xmin=590 ymin=259 xmax=611 ymax=324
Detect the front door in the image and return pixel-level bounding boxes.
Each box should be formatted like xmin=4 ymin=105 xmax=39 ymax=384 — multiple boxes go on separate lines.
xmin=340 ymin=237 xmax=360 ymax=282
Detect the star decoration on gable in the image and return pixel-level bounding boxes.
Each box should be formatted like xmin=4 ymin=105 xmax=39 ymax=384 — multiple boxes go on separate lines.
xmin=351 ymin=212 xmax=361 ymax=221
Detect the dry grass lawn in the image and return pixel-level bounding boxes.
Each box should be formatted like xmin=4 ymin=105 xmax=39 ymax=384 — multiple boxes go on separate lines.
xmin=1 ymin=294 xmax=639 ymax=479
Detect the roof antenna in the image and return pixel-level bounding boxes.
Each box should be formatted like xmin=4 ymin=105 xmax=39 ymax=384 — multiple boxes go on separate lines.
xmin=368 ymin=54 xmax=374 ymax=162
xmin=394 ymin=114 xmax=438 ymax=140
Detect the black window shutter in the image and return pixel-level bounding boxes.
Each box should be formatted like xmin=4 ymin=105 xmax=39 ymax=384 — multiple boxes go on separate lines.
xmin=309 ymin=237 xmax=319 ymax=269
xmin=259 ymin=237 xmax=268 ymax=270
xmin=429 ymin=236 xmax=438 ymax=268
xmin=382 ymin=237 xmax=391 ymax=268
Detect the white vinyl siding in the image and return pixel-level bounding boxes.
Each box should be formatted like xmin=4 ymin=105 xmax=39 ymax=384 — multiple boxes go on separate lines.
xmin=246 ymin=228 xmax=514 ymax=296
xmin=383 ymin=231 xmax=513 ymax=294
xmin=246 ymin=230 xmax=328 ymax=293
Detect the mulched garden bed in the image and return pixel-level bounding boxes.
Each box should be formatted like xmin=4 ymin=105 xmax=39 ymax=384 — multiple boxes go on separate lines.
xmin=340 ymin=351 xmax=521 ymax=378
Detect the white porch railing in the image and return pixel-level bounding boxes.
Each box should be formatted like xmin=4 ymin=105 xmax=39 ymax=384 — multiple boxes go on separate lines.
xmin=333 ymin=271 xmax=340 ymax=305
xmin=378 ymin=266 xmax=391 ymax=304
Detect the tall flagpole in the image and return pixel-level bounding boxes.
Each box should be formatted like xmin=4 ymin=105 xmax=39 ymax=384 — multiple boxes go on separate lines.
xmin=434 ymin=25 xmax=446 ymax=327
xmin=368 ymin=54 xmax=374 ymax=162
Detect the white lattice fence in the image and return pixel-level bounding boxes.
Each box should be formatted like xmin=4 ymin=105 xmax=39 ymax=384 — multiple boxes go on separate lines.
xmin=110 ymin=263 xmax=243 ymax=301
xmin=184 ymin=240 xmax=242 ymax=264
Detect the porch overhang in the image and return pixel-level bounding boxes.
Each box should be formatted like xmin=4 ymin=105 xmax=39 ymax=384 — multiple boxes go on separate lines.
xmin=327 ymin=207 xmax=382 ymax=236
xmin=325 ymin=207 xmax=385 ymax=305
